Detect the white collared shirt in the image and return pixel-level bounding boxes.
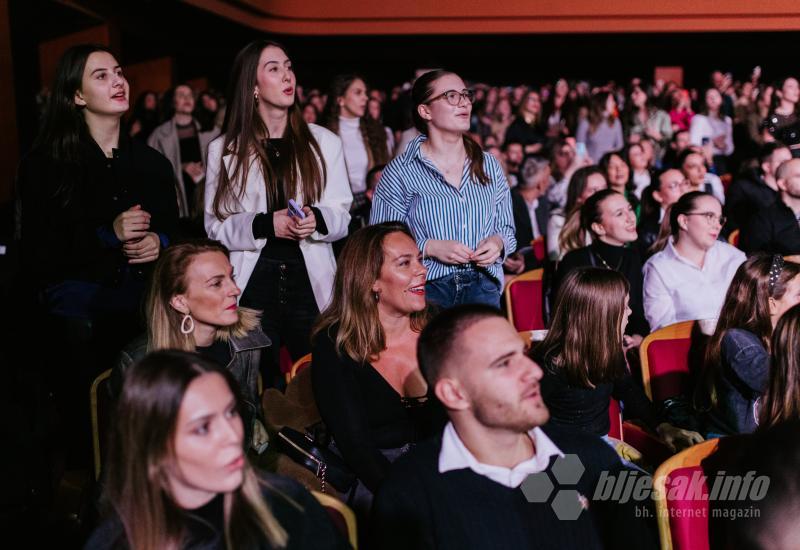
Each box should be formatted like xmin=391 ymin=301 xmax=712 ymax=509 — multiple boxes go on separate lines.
xmin=643 ymin=238 xmax=745 ymax=330
xmin=526 ymin=198 xmax=541 ymax=240
xmin=438 ymin=422 xmax=564 ymax=488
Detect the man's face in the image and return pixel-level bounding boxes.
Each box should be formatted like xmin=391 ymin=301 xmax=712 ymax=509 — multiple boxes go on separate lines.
xmin=765 ymin=148 xmax=792 ymax=180
xmin=505 ymin=144 xmax=523 ymax=167
xmin=778 ymin=159 xmax=800 ymax=200
xmin=448 ymin=317 xmax=549 ymax=432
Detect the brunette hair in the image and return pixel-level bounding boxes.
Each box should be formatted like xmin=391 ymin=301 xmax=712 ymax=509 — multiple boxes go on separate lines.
xmin=312 ymin=222 xmax=432 ymax=363
xmin=588 ymin=90 xmax=616 ymax=133
xmin=322 ymin=74 xmax=389 ymax=168
xmin=760 ymin=304 xmax=800 ymax=429
xmin=411 ymin=69 xmax=489 ymax=185
xmin=33 ymin=44 xmax=117 ymax=204
xmin=648 ymin=191 xmax=714 ymax=253
xmin=147 ymin=239 xmax=260 ymax=351
xmin=698 ymin=256 xmax=800 ymax=409
xmin=538 ymin=267 xmax=628 ymax=388
xmin=212 ymin=40 xmax=325 ymax=220
xmin=104 ymin=350 xmax=289 ymax=550
xmin=580 ymin=189 xmax=626 ymax=238
xmin=599 ymin=150 xmax=634 ymax=195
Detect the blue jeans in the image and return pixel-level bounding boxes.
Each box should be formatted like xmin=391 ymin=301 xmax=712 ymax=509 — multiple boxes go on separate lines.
xmin=425 ymin=269 xmax=501 ymax=309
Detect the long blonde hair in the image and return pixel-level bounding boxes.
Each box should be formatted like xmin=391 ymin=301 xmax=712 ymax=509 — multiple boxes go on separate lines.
xmin=147 ymin=239 xmax=259 ymax=351
xmin=312 ymin=222 xmax=432 ymax=363
xmin=105 ymin=351 xmax=290 ymax=549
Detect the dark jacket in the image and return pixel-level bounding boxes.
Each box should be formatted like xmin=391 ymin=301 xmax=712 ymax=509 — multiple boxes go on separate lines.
xmin=705 ymin=329 xmax=769 ymax=436
xmin=636 ymin=210 xmax=662 ymax=261
xmin=504 ymin=116 xmax=547 ymax=149
xmin=724 ymin=170 xmax=778 ymax=234
xmin=510 ymin=188 xmax=550 ymax=270
xmin=553 ymin=240 xmax=650 ymax=336
xmin=84 ymin=472 xmax=348 ymax=550
xmin=19 ymin=133 xmax=178 ymax=291
xmin=741 ymin=199 xmax=800 ymax=255
xmin=371 ymin=424 xmax=658 ymax=550
xmin=111 ymin=316 xmax=270 ymax=440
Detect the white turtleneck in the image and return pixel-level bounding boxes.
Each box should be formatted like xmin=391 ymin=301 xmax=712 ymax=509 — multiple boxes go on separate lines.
xmin=338 ymin=116 xmax=369 ymax=194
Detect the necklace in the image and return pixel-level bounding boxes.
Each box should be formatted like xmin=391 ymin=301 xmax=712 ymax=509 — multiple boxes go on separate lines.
xmin=593 ymin=249 xmax=624 ymax=271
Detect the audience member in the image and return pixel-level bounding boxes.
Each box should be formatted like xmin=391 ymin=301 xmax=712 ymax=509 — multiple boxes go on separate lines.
xmin=86 ymin=350 xmax=346 ymax=550
xmin=668 ymin=88 xmax=694 ymax=133
xmin=311 ymin=222 xmax=444 ymax=513
xmin=372 ymin=305 xmax=659 ymax=550
xmin=128 ymin=90 xmax=159 ymax=142
xmin=678 ymin=148 xmax=726 ymax=203
xmin=195 ymin=89 xmax=223 ymax=132
xmin=110 ymin=239 xmax=270 ymax=446
xmin=644 ymin=192 xmax=745 ymax=330
xmin=762 ymin=77 xmax=799 ymax=143
xmin=637 ymin=168 xmax=690 ymax=257
xmin=503 ymin=90 xmax=546 ymax=155
xmin=599 ymin=150 xmax=640 ymax=215
xmin=759 ymin=304 xmax=800 ymax=428
xmin=547 ymin=139 xmax=583 ymax=209
xmin=690 ymin=88 xmax=734 ymax=173
xmin=741 ymin=157 xmax=800 ymax=255
xmin=504 ymin=155 xmax=551 ymax=274
xmin=698 ymin=255 xmax=800 ymax=436
xmin=624 ymin=84 xmax=672 ymax=163
xmin=501 ymin=140 xmax=524 ymax=187
xmin=626 ymin=142 xmax=653 ymax=198
xmin=554 ymin=190 xmax=648 ymax=338
xmin=537 ymin=268 xmax=700 ymax=449
xmin=547 ymin=165 xmax=607 ymax=261
xmin=725 ymin=142 xmax=790 ymax=233
xmin=148 ymin=83 xmax=219 ymax=221
xmin=370 ymin=69 xmax=515 ymax=308
xmin=204 ymin=40 xmax=352 ymax=386
xmin=575 ymin=91 xmax=624 ymax=163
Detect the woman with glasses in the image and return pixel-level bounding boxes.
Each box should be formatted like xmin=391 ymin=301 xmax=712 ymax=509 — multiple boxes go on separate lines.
xmin=643 ymin=191 xmax=745 ymax=330
xmin=370 ymin=70 xmax=515 ymax=308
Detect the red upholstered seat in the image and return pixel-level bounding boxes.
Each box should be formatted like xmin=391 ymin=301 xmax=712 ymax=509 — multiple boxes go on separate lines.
xmin=504 ymin=269 xmax=545 ymax=331
xmin=640 ymin=321 xmax=695 ymax=402
xmin=664 ymin=465 xmax=710 ymax=550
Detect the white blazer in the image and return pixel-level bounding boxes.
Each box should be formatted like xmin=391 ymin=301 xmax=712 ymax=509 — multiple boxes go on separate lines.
xmin=204 ymin=123 xmax=352 ymax=310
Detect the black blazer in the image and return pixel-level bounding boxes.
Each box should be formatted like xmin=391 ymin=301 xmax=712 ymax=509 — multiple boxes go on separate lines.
xmin=741 ymin=199 xmax=800 ymax=255
xmin=510 ymin=189 xmax=551 ymax=270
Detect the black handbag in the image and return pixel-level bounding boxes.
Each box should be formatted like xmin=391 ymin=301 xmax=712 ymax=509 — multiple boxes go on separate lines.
xmin=275 ymin=426 xmax=356 ymax=494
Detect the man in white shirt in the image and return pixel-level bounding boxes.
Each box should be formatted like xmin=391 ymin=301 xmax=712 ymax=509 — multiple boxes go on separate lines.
xmin=372 ymin=305 xmax=658 ymax=550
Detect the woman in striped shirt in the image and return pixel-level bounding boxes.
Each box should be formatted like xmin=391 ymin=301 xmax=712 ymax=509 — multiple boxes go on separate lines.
xmin=370 ymin=70 xmax=516 ymax=308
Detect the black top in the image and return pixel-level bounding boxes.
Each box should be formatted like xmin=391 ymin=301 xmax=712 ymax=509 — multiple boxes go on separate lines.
xmin=83 ymin=473 xmax=349 ymax=550
xmin=553 ymin=239 xmax=650 ymax=336
xmin=636 ymin=210 xmax=661 ymax=261
xmin=371 ymin=424 xmax=659 ymax=550
xmin=510 ymin=188 xmax=550 ymax=271
xmin=504 ymin=116 xmax=546 ymax=149
xmin=724 ymin=170 xmax=778 ymax=234
xmin=310 ymin=325 xmax=446 ymax=494
xmin=196 ymin=339 xmax=233 ymax=368
xmin=535 ymin=350 xmax=660 ymax=436
xmin=18 ymin=133 xmax=178 ymax=310
xmin=251 ymin=138 xmax=328 ymax=262
xmin=741 ymin=198 xmax=800 ymax=255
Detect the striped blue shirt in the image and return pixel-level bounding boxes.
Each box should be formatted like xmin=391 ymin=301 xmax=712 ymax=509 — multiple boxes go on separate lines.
xmin=370 ymin=134 xmax=516 ymax=283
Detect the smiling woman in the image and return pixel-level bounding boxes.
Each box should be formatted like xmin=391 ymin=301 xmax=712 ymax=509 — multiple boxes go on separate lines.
xmin=310 ymin=222 xmax=445 ymax=516
xmin=87 ymin=350 xmax=347 ymax=550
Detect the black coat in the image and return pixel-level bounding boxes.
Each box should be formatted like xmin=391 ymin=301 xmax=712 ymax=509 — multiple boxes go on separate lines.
xmin=724 ymin=170 xmax=778 ymax=235
xmin=740 ymin=199 xmax=800 ymax=255
xmin=510 ymin=189 xmax=550 ymax=270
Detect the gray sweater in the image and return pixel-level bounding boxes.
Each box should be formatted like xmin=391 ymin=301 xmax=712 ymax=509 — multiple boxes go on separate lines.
xmin=575 ymin=118 xmax=624 ymax=163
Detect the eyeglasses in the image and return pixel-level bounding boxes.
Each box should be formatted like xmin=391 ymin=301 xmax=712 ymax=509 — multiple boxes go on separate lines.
xmin=427 ymin=89 xmax=476 ymax=106
xmin=684 ymin=211 xmax=727 ymax=226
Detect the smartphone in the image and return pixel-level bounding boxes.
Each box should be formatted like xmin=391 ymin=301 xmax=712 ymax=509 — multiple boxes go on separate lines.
xmin=288 ymin=198 xmax=306 ymax=219
xmin=575 ymin=142 xmax=587 ymax=158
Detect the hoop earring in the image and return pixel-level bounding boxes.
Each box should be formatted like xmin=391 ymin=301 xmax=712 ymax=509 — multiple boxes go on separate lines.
xmin=181 ymin=314 xmax=195 ymax=334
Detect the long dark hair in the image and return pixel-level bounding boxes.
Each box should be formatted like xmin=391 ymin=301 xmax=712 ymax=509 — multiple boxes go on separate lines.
xmin=212 ymin=40 xmax=325 ymax=220
xmin=105 ymin=350 xmax=289 ymax=550
xmin=35 ymin=43 xmax=116 ymax=163
xmin=588 ymin=90 xmax=616 ymax=133
xmin=322 ymin=74 xmax=389 ymax=168
xmin=412 ymin=69 xmax=489 ymax=185
xmin=760 ymin=304 xmax=800 ymax=429
xmin=538 ymin=267 xmax=628 ymax=388
xmin=698 ymin=256 xmax=800 ymax=409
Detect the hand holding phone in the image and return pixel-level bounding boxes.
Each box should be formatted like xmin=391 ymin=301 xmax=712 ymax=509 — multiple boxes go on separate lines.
xmin=288 ymin=198 xmax=306 ymax=219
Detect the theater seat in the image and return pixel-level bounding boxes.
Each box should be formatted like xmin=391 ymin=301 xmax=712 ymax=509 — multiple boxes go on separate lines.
xmin=639 ymin=320 xmax=696 ymax=402
xmin=727 ymin=229 xmax=739 ymax=249
xmin=531 ymin=237 xmax=545 ymax=262
xmin=285 ymin=353 xmax=312 ymax=384
xmin=313 ymin=490 xmax=358 ymax=549
xmin=504 ymin=268 xmax=545 ymax=331
xmin=91 ymin=369 xmax=113 ymax=480
xmin=653 ymin=439 xmax=720 ymax=550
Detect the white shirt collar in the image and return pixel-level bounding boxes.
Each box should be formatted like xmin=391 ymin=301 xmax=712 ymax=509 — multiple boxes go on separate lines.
xmin=438 ymin=422 xmax=564 ymax=488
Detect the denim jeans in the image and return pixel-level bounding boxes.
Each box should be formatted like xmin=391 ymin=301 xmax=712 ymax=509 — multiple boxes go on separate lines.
xmin=240 ymin=256 xmax=319 ymax=388
xmin=425 ymin=269 xmax=501 ymax=309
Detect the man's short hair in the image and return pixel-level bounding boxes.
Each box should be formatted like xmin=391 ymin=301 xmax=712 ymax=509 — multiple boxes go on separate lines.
xmin=502 ymin=140 xmax=523 ymax=153
xmin=519 ymin=155 xmax=550 ymax=188
xmin=417 ymin=304 xmax=505 ymax=385
xmin=759 ymin=141 xmax=789 ymax=166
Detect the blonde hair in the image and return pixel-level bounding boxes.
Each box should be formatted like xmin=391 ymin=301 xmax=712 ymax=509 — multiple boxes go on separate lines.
xmin=147 ymin=239 xmax=260 ymax=352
